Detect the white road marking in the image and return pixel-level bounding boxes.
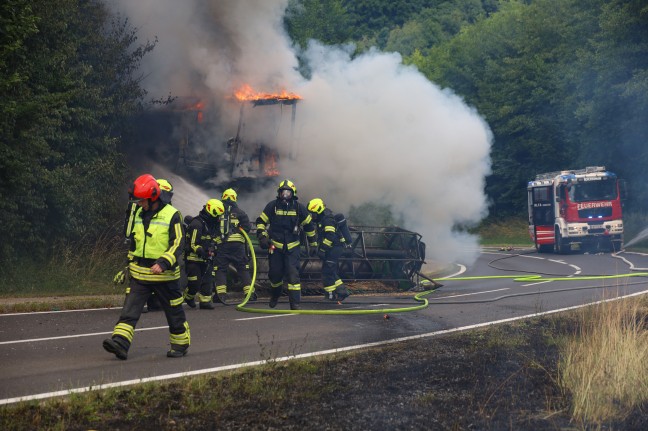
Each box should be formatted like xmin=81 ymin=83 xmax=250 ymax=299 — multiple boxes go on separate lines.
xmin=0 ymin=307 xmax=122 ymax=318
xmin=3 ymin=288 xmax=647 ymax=406
xmin=432 ymin=288 xmax=509 ymax=299
xmin=521 ymin=280 xmax=552 ymax=287
xmin=0 ymin=326 xmax=167 ymax=346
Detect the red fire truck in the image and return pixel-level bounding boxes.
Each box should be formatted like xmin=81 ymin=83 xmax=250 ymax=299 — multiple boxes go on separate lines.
xmin=527 ymin=166 xmax=625 ymax=253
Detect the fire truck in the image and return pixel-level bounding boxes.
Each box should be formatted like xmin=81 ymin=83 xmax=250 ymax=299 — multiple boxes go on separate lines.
xmin=527 ymin=166 xmax=625 ymax=253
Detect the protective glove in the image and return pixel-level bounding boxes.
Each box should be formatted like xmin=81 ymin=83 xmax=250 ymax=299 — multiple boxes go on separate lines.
xmin=197 ymin=247 xmax=209 ymax=259
xmin=317 ymin=249 xmax=327 ymax=260
xmin=113 ymin=268 xmax=128 ymax=285
xmin=258 ymin=236 xmax=269 ymax=250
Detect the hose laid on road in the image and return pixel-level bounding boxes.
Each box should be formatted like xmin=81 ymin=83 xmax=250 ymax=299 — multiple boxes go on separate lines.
xmin=236 ymin=229 xmax=441 ymax=315
xmin=235 ymin=237 xmax=648 ymax=313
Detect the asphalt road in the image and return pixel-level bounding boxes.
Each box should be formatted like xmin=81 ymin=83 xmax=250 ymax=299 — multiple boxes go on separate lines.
xmin=2 ymin=247 xmax=648 ymax=404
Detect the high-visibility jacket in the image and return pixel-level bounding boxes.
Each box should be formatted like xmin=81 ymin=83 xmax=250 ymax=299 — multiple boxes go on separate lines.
xmin=256 ymin=198 xmax=317 ymax=251
xmin=128 ymin=203 xmax=184 ymax=282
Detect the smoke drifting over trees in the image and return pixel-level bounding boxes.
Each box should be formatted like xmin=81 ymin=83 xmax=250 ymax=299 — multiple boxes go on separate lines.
xmin=110 ymin=0 xmax=492 ymax=265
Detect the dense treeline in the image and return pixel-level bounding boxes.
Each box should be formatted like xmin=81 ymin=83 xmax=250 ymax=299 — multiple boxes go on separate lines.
xmin=287 ymin=0 xmax=648 ymax=217
xmin=2 ymin=0 xmax=647 ymax=266
xmin=0 ymin=0 xmax=151 ymax=264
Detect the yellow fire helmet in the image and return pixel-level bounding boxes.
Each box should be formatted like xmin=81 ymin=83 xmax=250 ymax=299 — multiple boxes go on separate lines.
xmin=278 ymin=179 xmax=297 ymax=194
xmin=205 ymin=198 xmax=225 ymax=217
xmin=221 ymin=188 xmax=237 ymax=202
xmin=157 ymin=178 xmax=174 ymax=204
xmin=307 ymin=198 xmax=326 ymax=214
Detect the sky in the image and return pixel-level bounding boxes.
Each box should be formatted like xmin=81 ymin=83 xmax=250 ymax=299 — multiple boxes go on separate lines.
xmin=108 ymin=0 xmax=493 ymax=265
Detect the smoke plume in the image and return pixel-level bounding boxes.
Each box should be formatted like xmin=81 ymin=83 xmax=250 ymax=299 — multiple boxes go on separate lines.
xmin=109 ymin=0 xmax=492 ymax=265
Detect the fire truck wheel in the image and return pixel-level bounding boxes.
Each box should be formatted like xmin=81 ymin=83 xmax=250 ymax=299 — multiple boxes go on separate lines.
xmin=554 ymin=231 xmax=569 ymax=254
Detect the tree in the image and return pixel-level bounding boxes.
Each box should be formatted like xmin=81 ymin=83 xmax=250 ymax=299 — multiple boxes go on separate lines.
xmin=0 ymin=0 xmax=154 ymax=263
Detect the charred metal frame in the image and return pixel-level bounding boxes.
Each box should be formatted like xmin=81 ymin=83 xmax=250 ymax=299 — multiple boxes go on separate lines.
xmin=250 ymin=225 xmax=427 ymax=288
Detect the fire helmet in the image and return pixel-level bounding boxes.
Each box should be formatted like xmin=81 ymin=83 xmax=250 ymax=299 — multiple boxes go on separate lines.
xmin=307 ymin=198 xmax=326 ymax=215
xmin=277 ymin=179 xmax=297 ymax=200
xmin=130 ymin=174 xmax=160 ymax=202
xmin=157 ymin=179 xmax=174 ymax=204
xmin=222 ymin=188 xmax=237 ymax=202
xmin=205 ymin=198 xmax=225 ymax=217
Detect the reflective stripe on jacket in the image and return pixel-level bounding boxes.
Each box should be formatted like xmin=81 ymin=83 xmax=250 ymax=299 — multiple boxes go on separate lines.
xmin=129 ymin=204 xmax=183 ymax=282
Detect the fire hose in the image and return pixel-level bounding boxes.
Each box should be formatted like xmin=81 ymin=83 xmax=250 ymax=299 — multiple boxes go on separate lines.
xmin=236 ymin=236 xmax=648 ymax=312
xmin=235 ymin=228 xmax=442 ymax=315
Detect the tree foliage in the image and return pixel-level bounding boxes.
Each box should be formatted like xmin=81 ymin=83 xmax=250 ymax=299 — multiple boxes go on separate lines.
xmin=0 ymin=0 xmax=153 ymax=263
xmin=286 ymin=0 xmax=648 ymax=216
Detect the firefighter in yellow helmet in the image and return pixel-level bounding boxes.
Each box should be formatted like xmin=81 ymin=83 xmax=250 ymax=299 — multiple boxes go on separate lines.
xmin=307 ymin=198 xmax=351 ymax=302
xmin=256 ymin=179 xmax=317 ymax=310
xmin=103 ymin=174 xmax=190 ymax=360
xmin=212 ymin=188 xmax=255 ymax=303
xmin=183 ymin=198 xmax=223 ymax=309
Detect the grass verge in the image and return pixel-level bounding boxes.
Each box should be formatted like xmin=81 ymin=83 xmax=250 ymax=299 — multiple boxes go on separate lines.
xmin=559 ymin=297 xmax=648 ymax=426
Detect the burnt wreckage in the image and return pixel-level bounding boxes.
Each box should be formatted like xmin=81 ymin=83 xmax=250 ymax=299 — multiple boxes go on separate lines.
xmin=138 ymin=92 xmax=433 ymax=290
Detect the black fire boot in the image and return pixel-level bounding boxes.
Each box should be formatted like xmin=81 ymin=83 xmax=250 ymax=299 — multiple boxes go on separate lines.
xmin=167 ymin=344 xmax=188 ymax=358
xmin=335 ymin=285 xmax=350 ymax=302
xmin=199 ymin=301 xmax=215 ymax=310
xmin=269 ymin=288 xmax=281 ymax=308
xmin=288 ymin=290 xmax=301 ymax=310
xmin=103 ymin=337 xmax=129 ymax=360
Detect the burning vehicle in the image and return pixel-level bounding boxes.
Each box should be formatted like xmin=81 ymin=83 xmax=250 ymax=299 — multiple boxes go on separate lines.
xmin=135 ymin=86 xmax=434 ymax=291
xmin=135 ymin=85 xmax=301 ymax=191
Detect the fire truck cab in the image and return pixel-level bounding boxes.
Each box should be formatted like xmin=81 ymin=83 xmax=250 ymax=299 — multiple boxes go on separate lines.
xmin=527 ymin=166 xmax=625 ymax=253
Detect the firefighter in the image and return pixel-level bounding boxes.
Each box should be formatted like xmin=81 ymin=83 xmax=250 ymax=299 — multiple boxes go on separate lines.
xmin=256 ymin=179 xmax=317 ymax=310
xmin=307 ymin=198 xmax=351 ymax=302
xmin=116 ymin=178 xmax=176 ymax=312
xmin=103 ymin=174 xmax=190 ymax=360
xmin=184 ymin=198 xmax=223 ymax=310
xmin=212 ymin=188 xmax=255 ymax=303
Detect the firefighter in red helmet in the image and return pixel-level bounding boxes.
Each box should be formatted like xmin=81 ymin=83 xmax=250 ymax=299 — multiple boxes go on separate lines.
xmin=256 ymin=179 xmax=317 ymax=310
xmin=103 ymin=174 xmax=190 ymax=360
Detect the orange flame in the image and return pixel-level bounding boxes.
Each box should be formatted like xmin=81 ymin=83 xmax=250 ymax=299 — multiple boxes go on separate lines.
xmin=264 ymin=152 xmax=280 ymax=177
xmin=233 ymin=84 xmax=302 ymax=102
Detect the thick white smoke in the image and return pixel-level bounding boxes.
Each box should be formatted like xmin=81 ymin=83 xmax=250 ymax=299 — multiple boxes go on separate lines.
xmin=109 ymin=0 xmax=492 ymax=265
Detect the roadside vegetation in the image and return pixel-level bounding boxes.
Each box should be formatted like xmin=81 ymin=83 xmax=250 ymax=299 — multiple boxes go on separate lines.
xmin=1 ymin=296 xmax=646 ymax=430
xmin=560 ymin=297 xmax=648 ymax=425
xmin=2 ymin=1 xmax=648 ymax=428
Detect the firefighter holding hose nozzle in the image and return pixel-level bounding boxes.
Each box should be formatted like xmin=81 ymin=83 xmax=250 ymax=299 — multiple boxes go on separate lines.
xmin=256 ymin=179 xmax=317 ymax=310
xmin=307 ymin=198 xmax=351 ymax=302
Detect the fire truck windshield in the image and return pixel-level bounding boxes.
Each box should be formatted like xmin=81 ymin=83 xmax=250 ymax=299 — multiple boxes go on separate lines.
xmin=569 ymin=180 xmax=617 ymax=202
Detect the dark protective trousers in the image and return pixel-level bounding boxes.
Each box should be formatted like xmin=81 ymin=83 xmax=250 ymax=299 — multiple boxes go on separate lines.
xmin=322 ymin=245 xmax=344 ymax=290
xmin=112 ymin=278 xmax=189 ymax=351
xmin=214 ymin=242 xmax=252 ymax=294
xmin=268 ymin=247 xmax=301 ymax=305
xmin=185 ymin=261 xmax=214 ymax=302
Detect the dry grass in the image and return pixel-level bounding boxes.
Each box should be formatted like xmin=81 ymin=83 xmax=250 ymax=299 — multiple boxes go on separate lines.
xmin=559 ymin=296 xmax=648 ymax=425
